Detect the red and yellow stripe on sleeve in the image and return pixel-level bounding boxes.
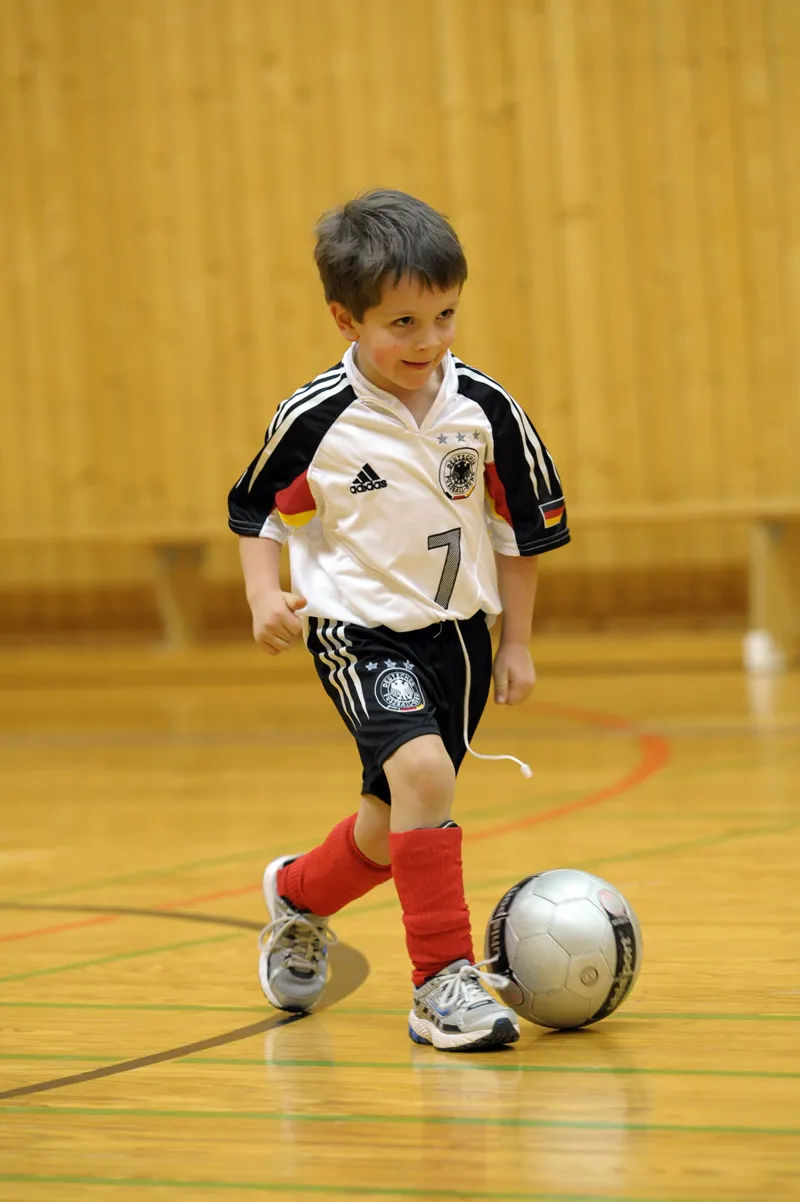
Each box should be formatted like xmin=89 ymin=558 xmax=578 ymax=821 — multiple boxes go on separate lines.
xmin=274 ymin=471 xmax=317 ymax=528
xmin=484 ymin=462 xmax=513 ymax=525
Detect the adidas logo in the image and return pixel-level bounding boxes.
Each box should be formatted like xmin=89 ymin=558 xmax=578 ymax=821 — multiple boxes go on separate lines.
xmin=350 ymin=463 xmax=388 ymax=494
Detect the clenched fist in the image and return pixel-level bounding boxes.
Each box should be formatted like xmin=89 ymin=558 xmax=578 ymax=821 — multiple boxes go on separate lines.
xmin=250 ymin=590 xmax=307 ymax=655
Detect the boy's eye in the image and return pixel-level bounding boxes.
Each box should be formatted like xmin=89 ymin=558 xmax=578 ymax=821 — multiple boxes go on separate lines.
xmin=392 ymin=309 xmax=455 ymax=327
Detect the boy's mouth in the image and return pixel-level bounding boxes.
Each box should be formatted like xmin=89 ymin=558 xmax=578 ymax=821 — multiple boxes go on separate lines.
xmin=401 ymin=359 xmax=433 ymax=369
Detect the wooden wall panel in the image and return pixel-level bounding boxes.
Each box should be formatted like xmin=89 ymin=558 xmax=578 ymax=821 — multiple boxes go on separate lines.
xmin=0 ymin=0 xmax=798 ymax=628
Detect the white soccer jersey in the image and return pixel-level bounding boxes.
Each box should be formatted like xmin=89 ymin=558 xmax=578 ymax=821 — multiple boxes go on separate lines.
xmin=228 ymin=345 xmax=570 ymax=631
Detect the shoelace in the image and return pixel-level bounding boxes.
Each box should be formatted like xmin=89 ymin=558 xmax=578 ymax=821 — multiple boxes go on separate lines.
xmin=258 ymin=913 xmax=337 ymax=974
xmin=431 ymin=959 xmax=510 ymax=1011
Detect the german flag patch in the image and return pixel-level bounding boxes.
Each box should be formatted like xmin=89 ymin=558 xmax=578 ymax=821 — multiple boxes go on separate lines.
xmin=539 ymin=497 xmax=566 ymax=529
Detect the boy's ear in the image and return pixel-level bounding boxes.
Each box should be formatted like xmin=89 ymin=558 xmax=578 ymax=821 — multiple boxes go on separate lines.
xmin=329 ymin=302 xmax=359 ymax=342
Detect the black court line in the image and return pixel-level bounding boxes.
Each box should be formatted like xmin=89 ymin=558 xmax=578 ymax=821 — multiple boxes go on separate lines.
xmin=0 ymin=903 xmax=369 ymax=1102
xmin=0 ymin=1013 xmax=308 ymax=1100
xmin=0 ymin=901 xmax=259 ymax=931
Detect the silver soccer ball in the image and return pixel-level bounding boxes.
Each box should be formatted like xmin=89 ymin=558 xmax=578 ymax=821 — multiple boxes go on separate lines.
xmin=484 ymin=868 xmax=643 ymax=1029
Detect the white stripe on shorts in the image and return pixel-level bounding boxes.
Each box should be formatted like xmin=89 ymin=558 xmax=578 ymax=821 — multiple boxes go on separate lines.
xmin=316 ymin=621 xmax=359 ymax=728
xmin=330 ymin=622 xmax=370 ymax=722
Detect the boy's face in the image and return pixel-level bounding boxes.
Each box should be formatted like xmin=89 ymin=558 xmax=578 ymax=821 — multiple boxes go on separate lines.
xmin=330 ymin=275 xmax=460 ymax=400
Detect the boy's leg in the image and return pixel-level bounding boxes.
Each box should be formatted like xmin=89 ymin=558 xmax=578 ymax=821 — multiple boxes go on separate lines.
xmin=277 ymin=795 xmax=391 ymax=913
xmin=260 ymin=615 xmax=423 ymax=1015
xmin=385 ymin=734 xmax=519 ymax=1051
xmin=259 ymin=796 xmax=392 ymax=1014
xmin=269 ymin=612 xmax=512 ymax=1038
xmin=258 ymin=798 xmax=389 ymax=1014
xmin=354 ymin=792 xmax=392 ymax=865
xmin=384 ymin=735 xmax=471 ymax=979
xmin=385 ymin=612 xmax=492 ymax=983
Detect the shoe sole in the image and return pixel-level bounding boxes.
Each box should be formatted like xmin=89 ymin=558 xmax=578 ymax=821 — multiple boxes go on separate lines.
xmin=259 ymin=854 xmax=309 ymax=1013
xmin=407 ymin=1012 xmax=520 ymax=1052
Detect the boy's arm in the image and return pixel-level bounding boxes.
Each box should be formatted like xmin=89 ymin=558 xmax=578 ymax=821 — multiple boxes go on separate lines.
xmin=239 ymin=536 xmax=306 ymax=655
xmin=493 ymin=553 xmax=539 ymax=705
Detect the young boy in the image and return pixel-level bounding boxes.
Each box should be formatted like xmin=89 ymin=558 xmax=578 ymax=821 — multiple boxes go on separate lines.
xmin=228 ymin=189 xmax=570 ymax=1052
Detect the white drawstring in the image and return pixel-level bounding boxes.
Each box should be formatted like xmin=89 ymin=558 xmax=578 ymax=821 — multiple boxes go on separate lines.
xmin=454 ymin=619 xmax=533 ymax=779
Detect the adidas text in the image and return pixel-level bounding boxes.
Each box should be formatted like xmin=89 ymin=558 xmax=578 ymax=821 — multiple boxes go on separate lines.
xmin=350 ymin=478 xmax=387 ymax=493
xmin=350 ymin=464 xmax=388 ymax=494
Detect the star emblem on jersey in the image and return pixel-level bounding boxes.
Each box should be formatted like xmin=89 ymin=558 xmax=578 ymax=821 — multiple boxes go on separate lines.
xmin=473 ymin=430 xmax=482 ymax=441
xmin=437 ymin=433 xmax=448 ymax=444
xmin=456 ymin=432 xmax=467 ymax=442
xmin=439 ymin=446 xmax=479 ymax=500
xmin=374 ymin=666 xmax=425 ymax=713
xmin=403 ymin=661 xmax=414 ymax=671
xmin=350 ymin=463 xmax=387 ymax=494
xmin=384 ymin=659 xmax=397 ymax=668
xmin=365 ymin=661 xmax=378 ymax=671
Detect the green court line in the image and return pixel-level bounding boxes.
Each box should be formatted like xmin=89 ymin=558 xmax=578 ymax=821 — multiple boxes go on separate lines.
xmin=459 ymin=786 xmax=585 ymax=822
xmin=0 ymin=930 xmax=243 ymax=984
xmin=0 ymin=1176 xmax=730 ymax=1202
xmin=5 ymin=743 xmax=798 ymax=910
xmin=4 ymin=1103 xmax=799 ymax=1136
xmin=349 ymin=819 xmax=800 ymax=917
xmin=4 ymin=819 xmax=795 ymax=983
xmin=1 ymin=847 xmax=269 ymax=905
xmin=573 ymin=820 xmax=800 ymax=870
xmin=0 ymin=1053 xmax=119 ymax=1062
xmin=2 ymin=1052 xmax=799 ymax=1081
xmin=0 ymin=741 xmax=762 ymax=909
xmin=456 ymin=741 xmax=800 ymax=824
xmin=0 ymin=999 xmax=268 ymax=1013
xmin=613 ymin=1011 xmax=800 ymax=1022
xmin=196 ymin=1057 xmax=800 ymax=1077
xmin=2 ymin=815 xmax=798 ymax=1019
xmin=0 ymin=999 xmax=797 ymax=1021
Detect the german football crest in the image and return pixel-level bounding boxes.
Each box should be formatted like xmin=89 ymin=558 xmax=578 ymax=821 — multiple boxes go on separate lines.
xmin=439 ymin=447 xmax=478 ymax=500
xmin=374 ymin=667 xmax=425 ymax=713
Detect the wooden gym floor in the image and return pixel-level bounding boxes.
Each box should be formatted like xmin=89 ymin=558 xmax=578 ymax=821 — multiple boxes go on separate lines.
xmin=0 ymin=633 xmax=799 ymax=1202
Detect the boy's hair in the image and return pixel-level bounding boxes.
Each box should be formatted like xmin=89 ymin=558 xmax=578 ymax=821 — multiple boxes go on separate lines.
xmin=314 ymin=188 xmax=468 ymax=321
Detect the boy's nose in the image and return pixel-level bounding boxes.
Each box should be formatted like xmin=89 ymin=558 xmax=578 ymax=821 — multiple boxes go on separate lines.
xmin=414 ymin=327 xmax=439 ymax=351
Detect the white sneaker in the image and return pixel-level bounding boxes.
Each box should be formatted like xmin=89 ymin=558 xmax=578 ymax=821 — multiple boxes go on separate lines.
xmin=409 ymin=959 xmax=520 ymax=1051
xmin=258 ymin=855 xmax=336 ymax=1013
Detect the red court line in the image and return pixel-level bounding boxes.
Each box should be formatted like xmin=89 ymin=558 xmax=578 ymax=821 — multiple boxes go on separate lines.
xmin=467 ymin=702 xmax=670 ymax=842
xmin=0 ymin=914 xmax=118 ymax=943
xmin=156 ymin=884 xmax=261 ymax=910
xmin=2 ymin=702 xmax=670 ymax=943
xmin=0 ymin=885 xmax=261 ymax=944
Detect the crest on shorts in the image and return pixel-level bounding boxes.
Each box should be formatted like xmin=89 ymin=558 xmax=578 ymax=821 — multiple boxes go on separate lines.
xmin=374 ymin=667 xmax=425 ymax=713
xmin=439 ymin=447 xmax=478 ymax=500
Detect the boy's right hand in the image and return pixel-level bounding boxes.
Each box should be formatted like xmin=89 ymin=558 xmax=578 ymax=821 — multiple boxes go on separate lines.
xmin=250 ymin=591 xmax=307 ymax=655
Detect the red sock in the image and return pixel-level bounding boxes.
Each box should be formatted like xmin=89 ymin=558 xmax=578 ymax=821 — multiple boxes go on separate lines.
xmin=389 ymin=823 xmax=474 ymax=986
xmin=277 ymin=814 xmax=392 ymax=916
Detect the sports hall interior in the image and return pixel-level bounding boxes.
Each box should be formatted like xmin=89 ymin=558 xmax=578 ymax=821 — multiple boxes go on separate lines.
xmin=1 ymin=2 xmax=798 ymax=1200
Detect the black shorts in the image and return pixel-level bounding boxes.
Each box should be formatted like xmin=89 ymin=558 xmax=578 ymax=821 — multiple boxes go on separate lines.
xmin=306 ymin=611 xmax=493 ymax=805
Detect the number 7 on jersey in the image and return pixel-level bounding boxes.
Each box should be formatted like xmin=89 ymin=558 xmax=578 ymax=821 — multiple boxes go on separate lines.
xmin=427 ymin=528 xmax=462 ymax=608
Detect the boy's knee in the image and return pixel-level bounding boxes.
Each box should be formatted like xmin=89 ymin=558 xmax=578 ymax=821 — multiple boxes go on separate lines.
xmin=384 ymin=736 xmax=454 ymax=821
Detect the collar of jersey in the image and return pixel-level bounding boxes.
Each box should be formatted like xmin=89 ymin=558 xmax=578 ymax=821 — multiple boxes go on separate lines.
xmin=342 ymin=344 xmax=458 ymax=427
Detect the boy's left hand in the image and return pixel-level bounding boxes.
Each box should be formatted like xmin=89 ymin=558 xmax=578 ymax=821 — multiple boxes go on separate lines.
xmin=493 ymin=642 xmax=536 ymax=706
